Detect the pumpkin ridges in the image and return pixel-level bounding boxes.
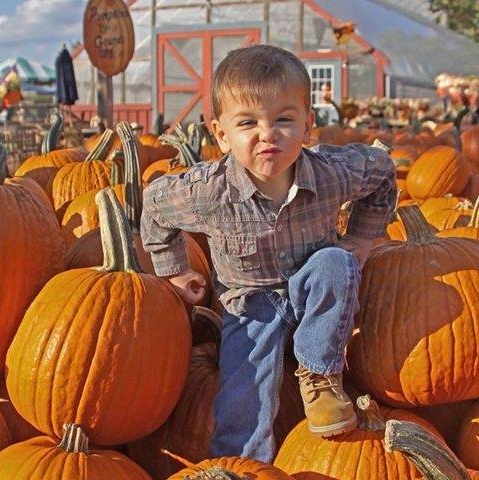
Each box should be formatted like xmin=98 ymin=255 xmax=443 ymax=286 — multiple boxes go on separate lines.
xmin=347 ymin=205 xmax=479 ymax=407
xmin=406 ymin=145 xmax=471 ymax=201
xmin=14 ymin=146 xmax=88 ymax=203
xmin=166 ymin=455 xmax=294 ymax=480
xmin=6 ymin=188 xmax=191 ymax=445
xmin=0 ymin=424 xmax=153 ymax=479
xmin=0 ymin=165 xmax=66 ymax=372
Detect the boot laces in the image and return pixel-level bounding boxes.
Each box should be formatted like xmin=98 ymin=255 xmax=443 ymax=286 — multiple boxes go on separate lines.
xmin=295 ymin=367 xmax=345 ymax=402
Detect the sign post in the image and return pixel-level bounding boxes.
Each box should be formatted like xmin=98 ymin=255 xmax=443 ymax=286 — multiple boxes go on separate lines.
xmin=83 ymin=0 xmax=135 ymax=128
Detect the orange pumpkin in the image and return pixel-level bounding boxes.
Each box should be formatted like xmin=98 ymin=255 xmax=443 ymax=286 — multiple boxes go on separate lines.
xmin=0 ymin=423 xmax=153 ymax=479
xmin=15 ymin=146 xmax=87 ymax=203
xmin=406 ymin=145 xmax=471 ymax=201
xmin=425 ymin=198 xmax=473 ymax=231
xmin=461 ymin=124 xmax=479 ymax=171
xmin=6 ymin=188 xmax=191 ymax=445
xmin=0 ymin=376 xmax=41 ymax=444
xmin=436 ymin=197 xmax=479 ymax=240
xmin=51 ymin=129 xmax=118 ymax=218
xmin=0 ymin=150 xmax=66 ymax=371
xmin=274 ymin=395 xmax=438 ymax=479
xmin=455 ymin=399 xmax=479 ymax=470
xmin=347 ymin=205 xmax=479 ymax=407
xmin=164 ymin=451 xmax=294 ymax=480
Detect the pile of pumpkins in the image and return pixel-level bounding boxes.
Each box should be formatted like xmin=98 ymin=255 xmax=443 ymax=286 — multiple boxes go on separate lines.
xmin=2 ymin=112 xmax=479 ymax=479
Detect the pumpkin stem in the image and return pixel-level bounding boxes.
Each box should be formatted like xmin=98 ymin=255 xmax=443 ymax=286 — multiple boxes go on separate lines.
xmin=58 ymin=423 xmax=90 ymax=454
xmin=160 ymin=127 xmax=202 ymax=167
xmin=356 ymin=394 xmax=386 ymax=431
xmin=160 ymin=449 xmax=196 ymax=468
xmin=396 ymin=205 xmax=437 ymax=245
xmin=467 ymin=196 xmax=479 ymax=228
xmin=95 ymin=187 xmax=143 ymax=272
xmin=384 ymin=419 xmax=471 ymax=480
xmin=41 ymin=112 xmax=64 ymax=154
xmin=116 ymin=121 xmax=143 ymax=234
xmin=109 ymin=150 xmax=125 ymax=185
xmin=85 ymin=128 xmax=116 ymax=162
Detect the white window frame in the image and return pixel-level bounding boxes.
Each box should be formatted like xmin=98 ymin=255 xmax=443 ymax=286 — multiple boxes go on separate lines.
xmin=308 ymin=64 xmax=334 ymax=108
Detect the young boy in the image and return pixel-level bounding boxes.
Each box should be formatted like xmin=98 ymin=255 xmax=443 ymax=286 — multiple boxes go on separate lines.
xmin=141 ymin=44 xmax=397 ymax=462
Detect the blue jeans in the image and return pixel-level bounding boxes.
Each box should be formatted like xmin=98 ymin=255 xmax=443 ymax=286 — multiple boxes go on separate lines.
xmin=210 ymin=247 xmax=361 ymax=462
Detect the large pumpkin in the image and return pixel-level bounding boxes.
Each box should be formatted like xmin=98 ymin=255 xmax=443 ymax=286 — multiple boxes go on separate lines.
xmin=274 ymin=395 xmax=437 ymax=479
xmin=5 ymin=188 xmax=191 ymax=445
xmin=347 ymin=205 xmax=479 ymax=407
xmin=0 ymin=423 xmax=153 ymax=479
xmin=0 ymin=147 xmax=66 ymax=370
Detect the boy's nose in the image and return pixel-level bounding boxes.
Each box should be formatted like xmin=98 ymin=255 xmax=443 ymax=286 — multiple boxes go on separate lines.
xmin=258 ymin=124 xmax=277 ymax=142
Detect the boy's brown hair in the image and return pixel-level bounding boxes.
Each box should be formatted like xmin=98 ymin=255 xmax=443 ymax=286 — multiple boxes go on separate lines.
xmin=212 ymin=44 xmax=311 ymax=119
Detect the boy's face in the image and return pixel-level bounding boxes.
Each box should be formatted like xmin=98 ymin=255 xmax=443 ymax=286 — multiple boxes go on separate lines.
xmin=210 ymin=85 xmax=314 ymax=185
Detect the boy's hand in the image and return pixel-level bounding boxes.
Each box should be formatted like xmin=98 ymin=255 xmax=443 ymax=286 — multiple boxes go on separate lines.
xmin=336 ymin=234 xmax=382 ymax=268
xmin=168 ymin=269 xmax=207 ymax=306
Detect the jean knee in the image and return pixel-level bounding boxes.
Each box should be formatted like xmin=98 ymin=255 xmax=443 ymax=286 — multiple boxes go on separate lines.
xmin=311 ymin=247 xmax=357 ymax=274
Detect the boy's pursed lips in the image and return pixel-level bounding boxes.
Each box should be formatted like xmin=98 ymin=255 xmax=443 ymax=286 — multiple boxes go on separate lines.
xmin=258 ymin=146 xmax=282 ymax=155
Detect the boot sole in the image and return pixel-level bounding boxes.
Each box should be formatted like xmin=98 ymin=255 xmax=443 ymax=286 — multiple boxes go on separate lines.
xmin=308 ymin=413 xmax=358 ymax=438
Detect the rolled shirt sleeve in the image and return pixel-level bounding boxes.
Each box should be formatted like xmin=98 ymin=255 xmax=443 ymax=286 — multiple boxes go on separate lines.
xmin=140 ymin=175 xmax=191 ymax=276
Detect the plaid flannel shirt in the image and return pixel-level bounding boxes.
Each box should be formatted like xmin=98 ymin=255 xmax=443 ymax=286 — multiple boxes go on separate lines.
xmin=141 ymin=144 xmax=397 ymax=314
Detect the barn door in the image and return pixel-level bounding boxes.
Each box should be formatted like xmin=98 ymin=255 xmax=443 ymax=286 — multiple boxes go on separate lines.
xmin=155 ymin=26 xmax=261 ymax=128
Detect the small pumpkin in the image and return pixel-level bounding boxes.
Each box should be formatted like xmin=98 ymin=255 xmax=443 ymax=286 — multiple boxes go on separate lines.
xmin=52 ymin=128 xmax=118 ymax=218
xmin=163 ymin=450 xmax=295 ymax=480
xmin=406 ymin=145 xmax=471 ymax=201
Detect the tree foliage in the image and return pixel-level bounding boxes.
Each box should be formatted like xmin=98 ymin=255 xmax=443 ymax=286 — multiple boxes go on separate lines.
xmin=428 ymin=0 xmax=479 ymax=42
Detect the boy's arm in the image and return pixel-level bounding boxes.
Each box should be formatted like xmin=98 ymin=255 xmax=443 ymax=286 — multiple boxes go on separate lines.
xmin=345 ymin=144 xmax=397 ymax=240
xmin=140 ymin=177 xmax=192 ymax=276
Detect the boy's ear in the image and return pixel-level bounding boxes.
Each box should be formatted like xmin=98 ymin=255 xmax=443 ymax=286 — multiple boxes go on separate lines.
xmin=210 ymin=119 xmax=231 ymax=154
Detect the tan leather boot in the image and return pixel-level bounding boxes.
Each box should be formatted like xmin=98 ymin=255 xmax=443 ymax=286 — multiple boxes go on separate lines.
xmin=295 ymin=366 xmax=357 ymax=437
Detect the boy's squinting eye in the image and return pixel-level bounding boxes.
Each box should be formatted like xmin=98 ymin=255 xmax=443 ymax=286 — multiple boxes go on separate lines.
xmin=237 ymin=119 xmax=256 ymax=127
xmin=277 ymin=116 xmax=294 ymax=123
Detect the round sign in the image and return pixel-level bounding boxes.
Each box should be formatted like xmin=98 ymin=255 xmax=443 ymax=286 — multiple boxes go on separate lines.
xmin=83 ymin=0 xmax=135 ymax=76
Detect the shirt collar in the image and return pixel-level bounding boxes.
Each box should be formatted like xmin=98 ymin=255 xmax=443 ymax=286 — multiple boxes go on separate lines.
xmin=225 ymin=148 xmax=318 ymax=203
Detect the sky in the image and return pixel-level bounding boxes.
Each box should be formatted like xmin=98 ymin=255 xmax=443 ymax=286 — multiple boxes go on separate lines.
xmin=0 ymin=0 xmax=87 ymax=69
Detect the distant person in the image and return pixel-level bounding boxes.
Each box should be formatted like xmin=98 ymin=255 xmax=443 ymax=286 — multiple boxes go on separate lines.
xmin=141 ymin=44 xmax=397 ymax=462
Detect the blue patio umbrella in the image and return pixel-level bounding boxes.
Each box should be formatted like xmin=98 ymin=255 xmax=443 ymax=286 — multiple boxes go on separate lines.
xmin=55 ymin=46 xmax=78 ymax=106
xmin=0 ymin=57 xmax=55 ymax=85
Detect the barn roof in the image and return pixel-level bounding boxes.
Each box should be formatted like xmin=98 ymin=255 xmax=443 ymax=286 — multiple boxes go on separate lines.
xmin=315 ymin=0 xmax=479 ymax=81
